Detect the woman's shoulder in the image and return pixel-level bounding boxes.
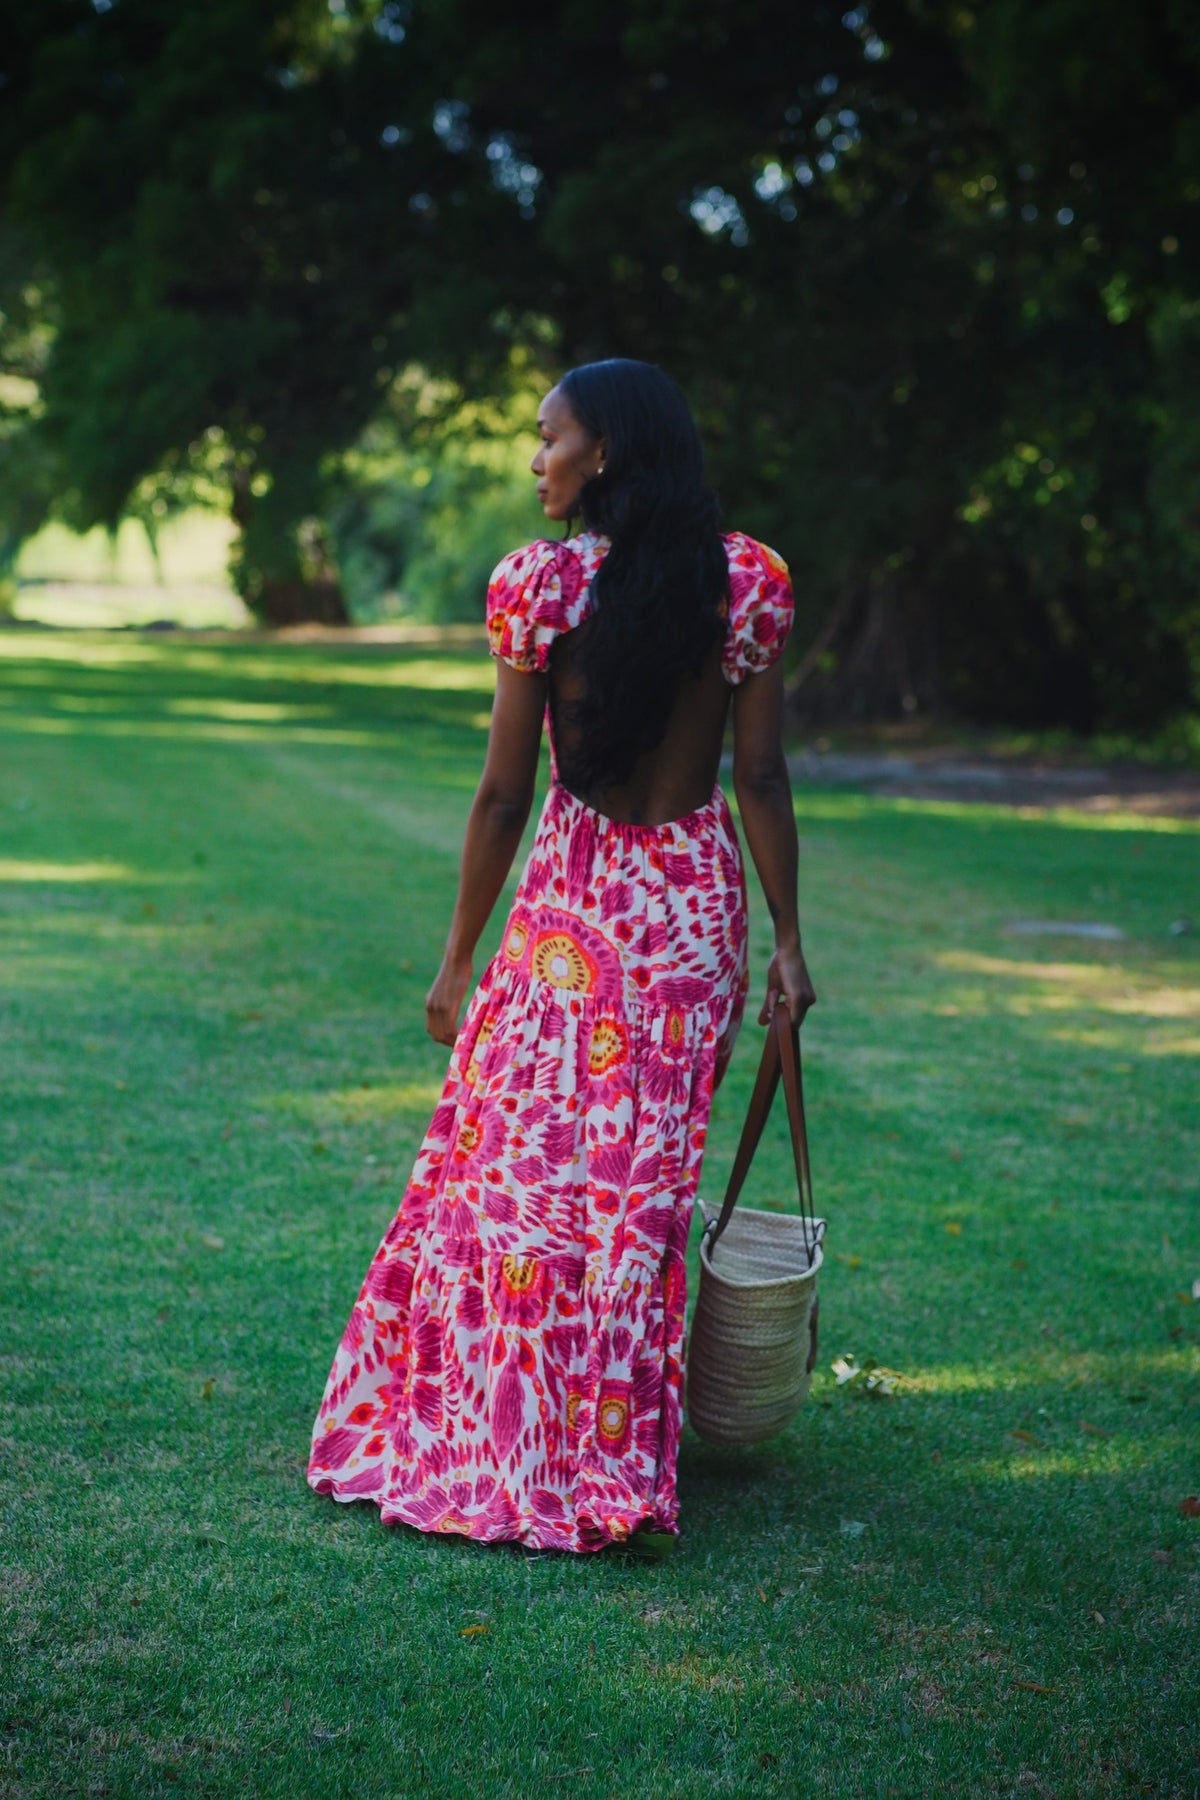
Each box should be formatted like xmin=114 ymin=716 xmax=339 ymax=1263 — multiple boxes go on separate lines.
xmin=486 ymin=536 xmax=595 ymax=672
xmin=720 ymin=531 xmax=795 ymax=684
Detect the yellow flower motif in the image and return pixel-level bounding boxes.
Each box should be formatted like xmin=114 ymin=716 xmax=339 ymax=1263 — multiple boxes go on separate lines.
xmin=465 ymin=1015 xmax=497 ymax=1087
xmin=500 ymin=1253 xmax=539 ymax=1296
xmin=504 ymin=922 xmax=529 ymax=964
xmin=666 ymin=1008 xmax=686 ymax=1048
xmin=531 ymin=931 xmax=596 ymax=994
xmin=588 ymin=1017 xmax=628 ymax=1077
xmin=597 ymin=1396 xmax=629 ymax=1442
xmin=456 ymin=1120 xmax=481 ymax=1156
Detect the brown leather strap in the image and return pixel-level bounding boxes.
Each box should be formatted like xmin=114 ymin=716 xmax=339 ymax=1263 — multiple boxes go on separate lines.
xmin=705 ymin=1006 xmax=821 ymax=1264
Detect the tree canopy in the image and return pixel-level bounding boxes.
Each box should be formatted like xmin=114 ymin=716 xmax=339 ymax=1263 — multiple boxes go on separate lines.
xmin=1 ymin=0 xmax=1197 ymax=729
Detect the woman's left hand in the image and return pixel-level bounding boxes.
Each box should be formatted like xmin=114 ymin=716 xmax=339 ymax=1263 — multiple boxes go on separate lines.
xmin=425 ymin=952 xmax=472 ymax=1047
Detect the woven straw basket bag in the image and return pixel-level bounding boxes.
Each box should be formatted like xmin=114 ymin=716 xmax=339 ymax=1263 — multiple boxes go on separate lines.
xmin=686 ymin=1007 xmax=826 ymax=1447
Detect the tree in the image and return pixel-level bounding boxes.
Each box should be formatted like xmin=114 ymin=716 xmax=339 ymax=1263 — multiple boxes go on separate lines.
xmin=0 ymin=0 xmax=527 ymax=623
xmin=2 ymin=0 xmax=1197 ymax=732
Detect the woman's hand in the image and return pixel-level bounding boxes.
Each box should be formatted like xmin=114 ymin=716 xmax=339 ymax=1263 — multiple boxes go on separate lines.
xmin=758 ymin=944 xmax=816 ymax=1027
xmin=425 ymin=952 xmax=472 ymax=1047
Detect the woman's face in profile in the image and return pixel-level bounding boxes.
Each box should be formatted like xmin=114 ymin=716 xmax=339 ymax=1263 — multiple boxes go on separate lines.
xmin=531 ymin=386 xmax=605 ymax=521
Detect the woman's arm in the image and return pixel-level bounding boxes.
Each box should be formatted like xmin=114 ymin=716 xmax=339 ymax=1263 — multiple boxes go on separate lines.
xmin=424 ymin=660 xmax=547 ymax=1045
xmin=731 ymin=658 xmax=817 ymax=1025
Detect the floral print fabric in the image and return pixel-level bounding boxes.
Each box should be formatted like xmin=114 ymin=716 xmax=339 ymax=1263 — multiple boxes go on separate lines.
xmin=308 ymin=533 xmax=794 ymax=1552
xmin=485 ymin=530 xmax=793 ymax=684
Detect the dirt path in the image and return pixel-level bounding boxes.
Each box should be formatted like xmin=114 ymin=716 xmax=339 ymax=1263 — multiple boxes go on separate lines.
xmin=785 ymin=747 xmax=1200 ymax=820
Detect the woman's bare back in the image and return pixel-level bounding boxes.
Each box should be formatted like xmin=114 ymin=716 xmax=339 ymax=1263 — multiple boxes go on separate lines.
xmin=549 ymin=625 xmax=730 ymax=827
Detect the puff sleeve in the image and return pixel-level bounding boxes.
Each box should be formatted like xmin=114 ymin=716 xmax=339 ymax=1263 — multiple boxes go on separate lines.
xmin=486 ymin=539 xmax=584 ymax=674
xmin=721 ymin=532 xmax=795 ymax=684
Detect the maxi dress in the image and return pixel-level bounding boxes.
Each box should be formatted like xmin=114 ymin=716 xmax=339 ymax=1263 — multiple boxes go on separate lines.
xmin=307 ymin=530 xmax=794 ymax=1552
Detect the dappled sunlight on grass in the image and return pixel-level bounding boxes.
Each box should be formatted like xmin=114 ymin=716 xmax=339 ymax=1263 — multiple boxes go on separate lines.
xmin=0 ymin=713 xmax=407 ymax=747
xmin=967 ymin=1445 xmax=1146 ymax=1482
xmin=897 ymin=1342 xmax=1197 ymax=1395
xmin=260 ymin=1080 xmax=444 ymax=1122
xmin=928 ymin=949 xmax=1200 ymax=1055
xmin=0 ymin=636 xmax=493 ymax=692
xmin=165 ymin=697 xmax=336 ymax=723
xmin=795 ymin=790 xmax=1200 ymax=835
xmin=940 ymin=951 xmax=1196 ymax=1007
xmin=0 ymin=860 xmax=141 ymax=883
xmin=1046 ymin=1022 xmax=1200 ymax=1056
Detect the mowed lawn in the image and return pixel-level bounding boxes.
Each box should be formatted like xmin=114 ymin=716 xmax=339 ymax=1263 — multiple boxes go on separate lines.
xmin=1 ymin=628 xmax=1197 ymax=1800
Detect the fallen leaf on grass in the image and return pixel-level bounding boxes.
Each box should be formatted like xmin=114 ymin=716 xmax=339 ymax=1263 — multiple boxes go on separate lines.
xmin=840 ymin=1519 xmax=868 ymax=1538
xmin=1193 ymin=1278 xmax=1200 ymax=1301
xmin=1010 ymin=1680 xmax=1055 ymax=1695
xmin=1008 ymin=1430 xmax=1041 ymax=1447
xmin=459 ymin=1624 xmax=489 ymax=1637
xmin=201 ymin=1235 xmax=224 ymax=1251
xmin=200 ymin=1378 xmax=216 ymax=1400
xmin=1080 ymin=1422 xmax=1111 ymax=1438
xmin=756 ymin=1585 xmax=768 ymax=1603
xmin=1180 ymin=1496 xmax=1200 ymax=1518
xmin=943 ymin=1221 xmax=962 ymax=1236
xmin=1092 ymin=1611 xmax=1105 ymax=1624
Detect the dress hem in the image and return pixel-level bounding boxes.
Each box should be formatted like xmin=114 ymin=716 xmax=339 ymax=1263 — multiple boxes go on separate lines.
xmin=307 ymin=1470 xmax=674 ymax=1554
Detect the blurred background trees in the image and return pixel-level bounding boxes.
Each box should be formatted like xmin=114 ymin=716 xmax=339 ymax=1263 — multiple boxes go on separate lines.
xmin=1 ymin=0 xmax=1197 ymax=733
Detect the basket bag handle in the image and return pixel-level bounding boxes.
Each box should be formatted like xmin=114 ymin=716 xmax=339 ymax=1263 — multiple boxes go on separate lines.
xmin=704 ymin=1004 xmax=822 ymax=1269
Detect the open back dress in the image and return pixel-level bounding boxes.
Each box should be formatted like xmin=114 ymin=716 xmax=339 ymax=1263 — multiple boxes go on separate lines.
xmin=308 ymin=529 xmax=794 ymax=1551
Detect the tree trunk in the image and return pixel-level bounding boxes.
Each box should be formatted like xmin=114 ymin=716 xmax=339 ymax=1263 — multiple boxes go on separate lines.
xmin=230 ymin=470 xmax=351 ymax=627
xmin=253 ymin=576 xmax=350 ymax=627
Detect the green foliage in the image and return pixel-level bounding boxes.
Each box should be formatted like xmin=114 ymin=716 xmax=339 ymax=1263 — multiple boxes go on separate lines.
xmin=0 ymin=1 xmax=1197 ymax=719
xmin=1 ymin=627 xmax=1197 ymax=1795
xmin=328 ymin=375 xmax=547 ymax=621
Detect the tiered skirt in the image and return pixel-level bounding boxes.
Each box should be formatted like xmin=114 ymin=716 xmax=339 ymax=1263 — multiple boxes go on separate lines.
xmin=308 ymin=780 xmax=749 ymax=1551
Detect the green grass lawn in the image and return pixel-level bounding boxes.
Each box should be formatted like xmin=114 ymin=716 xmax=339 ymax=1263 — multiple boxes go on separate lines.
xmin=2 ymin=629 xmax=1197 ymax=1800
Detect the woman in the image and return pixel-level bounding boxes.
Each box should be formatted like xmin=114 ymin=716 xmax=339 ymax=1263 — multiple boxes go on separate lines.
xmin=308 ymin=359 xmax=815 ymax=1553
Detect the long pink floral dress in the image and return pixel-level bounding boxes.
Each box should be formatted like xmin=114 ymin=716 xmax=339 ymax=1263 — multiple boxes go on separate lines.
xmin=308 ymin=530 xmax=794 ymax=1551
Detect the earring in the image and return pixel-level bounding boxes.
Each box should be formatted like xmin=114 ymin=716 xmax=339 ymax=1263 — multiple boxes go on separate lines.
xmin=596 ymin=463 xmax=606 ymax=477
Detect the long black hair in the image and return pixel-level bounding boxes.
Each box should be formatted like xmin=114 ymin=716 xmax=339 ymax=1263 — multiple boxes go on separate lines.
xmin=555 ymin=359 xmax=727 ymax=793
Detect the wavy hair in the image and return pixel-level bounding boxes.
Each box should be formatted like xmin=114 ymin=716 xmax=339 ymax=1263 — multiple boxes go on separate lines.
xmin=555 ymin=359 xmax=727 ymax=793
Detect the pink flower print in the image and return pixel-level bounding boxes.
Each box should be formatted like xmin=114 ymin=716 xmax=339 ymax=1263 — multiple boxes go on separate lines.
xmin=595 ymin=1379 xmax=633 ymax=1457
xmin=337 ymin=1464 xmax=384 ymax=1497
xmin=412 ymin=1379 xmax=443 ymax=1430
xmin=339 ymin=1305 xmax=365 ymax=1354
xmin=492 ymin=1252 xmax=549 ymax=1327
xmin=310 ymin=1426 xmax=365 ymax=1470
xmin=489 ymin=1346 xmax=525 ymax=1461
xmin=457 ymin=1281 xmax=485 ymax=1331
xmin=453 ymin=1108 xmax=505 ymax=1171
xmin=599 ymin=879 xmax=634 ymax=922
xmin=566 ymin=814 xmax=597 ymax=904
xmin=367 ymin=1256 xmax=413 ymax=1309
